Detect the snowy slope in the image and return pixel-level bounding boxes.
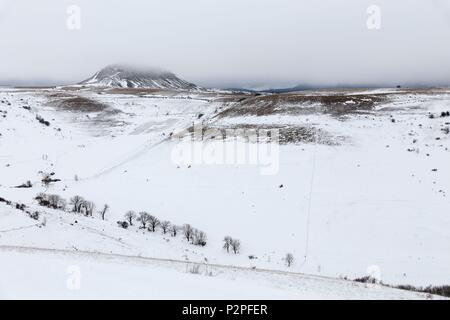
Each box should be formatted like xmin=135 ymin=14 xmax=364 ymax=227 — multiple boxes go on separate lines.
xmin=1 ymin=249 xmax=440 ymax=300
xmin=1 ymin=87 xmax=450 ymax=299
xmin=0 ymin=204 xmax=441 ymax=300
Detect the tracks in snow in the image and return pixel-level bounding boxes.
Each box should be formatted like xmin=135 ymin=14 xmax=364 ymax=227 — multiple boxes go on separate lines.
xmin=0 ymin=245 xmax=435 ymax=299
xmin=0 ymin=244 xmax=351 ymax=283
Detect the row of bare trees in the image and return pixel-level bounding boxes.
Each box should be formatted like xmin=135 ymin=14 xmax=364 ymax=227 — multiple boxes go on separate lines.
xmin=36 ymin=193 xmax=108 ymax=220
xmin=35 ymin=194 xmax=251 ymax=255
xmin=119 ymin=211 xmax=207 ymax=247
xmin=182 ymin=223 xmax=207 ymax=246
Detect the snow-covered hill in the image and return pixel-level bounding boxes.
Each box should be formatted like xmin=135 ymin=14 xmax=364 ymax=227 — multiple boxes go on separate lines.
xmin=1 ymin=87 xmax=449 ymax=299
xmin=0 ymin=202 xmax=441 ymax=300
xmin=79 ymin=64 xmax=199 ymax=90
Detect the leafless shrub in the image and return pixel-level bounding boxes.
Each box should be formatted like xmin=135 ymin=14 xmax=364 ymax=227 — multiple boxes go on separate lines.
xmin=170 ymin=225 xmax=178 ymax=237
xmin=99 ymin=204 xmax=109 ymax=220
xmin=137 ymin=212 xmax=151 ymax=229
xmin=285 ymin=253 xmax=294 ymax=267
xmin=188 ymin=264 xmax=201 ymax=275
xmin=182 ymin=224 xmax=194 ymax=242
xmin=36 ymin=114 xmax=50 ymax=126
xmin=224 ymin=236 xmax=240 ymax=254
xmin=160 ymin=220 xmax=171 ymax=234
xmin=124 ymin=211 xmax=136 ymax=226
xmin=230 ymin=239 xmax=241 ymax=254
xmin=35 ymin=193 xmax=66 ymax=210
xmin=193 ymin=230 xmax=207 ymax=247
xmin=81 ymin=200 xmax=95 ymax=216
xmin=223 ymin=236 xmax=233 ymax=253
xmin=354 ymin=276 xmax=378 ymax=284
xmin=15 ymin=180 xmax=32 ymax=188
xmin=70 ymin=196 xmax=85 ymax=213
xmin=117 ymin=221 xmax=129 ymax=229
xmin=15 ymin=203 xmax=26 ymax=211
xmin=28 ymin=211 xmax=40 ymax=220
xmin=148 ymin=215 xmax=160 ymax=232
xmin=41 ymin=172 xmax=60 ymax=186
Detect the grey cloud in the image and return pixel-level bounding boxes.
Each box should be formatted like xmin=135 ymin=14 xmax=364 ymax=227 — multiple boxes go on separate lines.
xmin=1 ymin=0 xmax=450 ymax=88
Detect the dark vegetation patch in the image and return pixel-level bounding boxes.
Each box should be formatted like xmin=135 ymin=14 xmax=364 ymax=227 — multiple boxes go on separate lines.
xmin=36 ymin=114 xmax=50 ymax=126
xmin=353 ymin=276 xmax=450 ymax=298
xmin=35 ymin=193 xmax=67 ymax=210
xmin=104 ymin=88 xmax=162 ymax=95
xmin=218 ymin=93 xmax=386 ymax=118
xmin=44 ymin=93 xmax=127 ymax=133
xmin=51 ymin=96 xmax=115 ymax=113
xmin=40 ymin=172 xmax=61 ymax=186
xmin=15 ymin=180 xmax=32 ymax=188
xmin=395 ymin=285 xmax=450 ymax=298
xmin=177 ymin=124 xmax=343 ymax=146
xmin=0 ymin=195 xmax=42 ymax=222
xmin=428 ymin=111 xmax=450 ymax=119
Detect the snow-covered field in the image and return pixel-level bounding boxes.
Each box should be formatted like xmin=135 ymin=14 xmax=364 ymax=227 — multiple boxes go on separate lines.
xmin=0 ymin=246 xmax=438 ymax=300
xmin=1 ymin=87 xmax=449 ymax=299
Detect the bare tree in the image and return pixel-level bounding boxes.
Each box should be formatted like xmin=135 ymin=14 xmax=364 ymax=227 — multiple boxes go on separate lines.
xmin=160 ymin=220 xmax=171 ymax=234
xmin=148 ymin=215 xmax=160 ymax=232
xmin=193 ymin=230 xmax=207 ymax=246
xmin=223 ymin=236 xmax=233 ymax=253
xmin=137 ymin=212 xmax=151 ymax=229
xmin=170 ymin=225 xmax=178 ymax=237
xmin=58 ymin=197 xmax=67 ymax=210
xmin=124 ymin=211 xmax=136 ymax=226
xmin=83 ymin=201 xmax=95 ymax=217
xmin=285 ymin=253 xmax=294 ymax=267
xmin=48 ymin=194 xmax=66 ymax=210
xmin=189 ymin=228 xmax=197 ymax=243
xmin=231 ymin=239 xmax=241 ymax=254
xmin=70 ymin=196 xmax=84 ymax=213
xmin=182 ymin=224 xmax=194 ymax=242
xmin=100 ymin=204 xmax=109 ymax=220
xmin=69 ymin=196 xmax=95 ymax=216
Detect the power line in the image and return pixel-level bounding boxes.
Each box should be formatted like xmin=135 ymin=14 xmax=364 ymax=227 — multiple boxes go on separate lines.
xmin=300 ymin=143 xmax=317 ymax=268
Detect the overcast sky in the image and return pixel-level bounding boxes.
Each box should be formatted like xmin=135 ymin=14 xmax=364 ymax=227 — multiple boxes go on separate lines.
xmin=1 ymin=0 xmax=450 ymax=88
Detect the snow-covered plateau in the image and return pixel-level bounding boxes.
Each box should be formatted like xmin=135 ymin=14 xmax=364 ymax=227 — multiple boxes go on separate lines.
xmin=0 ymin=86 xmax=449 ymax=299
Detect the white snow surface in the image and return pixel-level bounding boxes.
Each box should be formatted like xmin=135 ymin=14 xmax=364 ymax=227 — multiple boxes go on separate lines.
xmin=1 ymin=87 xmax=450 ymax=299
